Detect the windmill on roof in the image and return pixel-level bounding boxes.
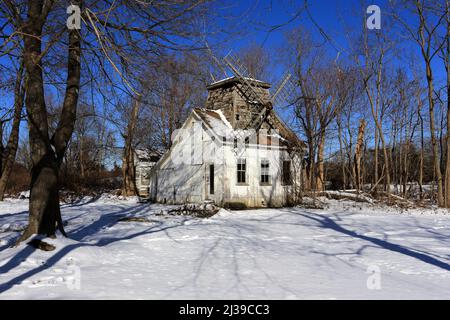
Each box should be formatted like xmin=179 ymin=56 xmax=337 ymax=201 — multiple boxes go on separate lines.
xmin=204 ymin=51 xmax=300 ymax=156
xmin=222 ymin=51 xmax=296 ymax=132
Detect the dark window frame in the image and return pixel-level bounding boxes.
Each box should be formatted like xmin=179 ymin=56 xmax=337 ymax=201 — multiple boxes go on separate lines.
xmin=237 ymin=158 xmax=246 ymax=184
xmin=281 ymin=160 xmax=292 ymax=185
xmin=260 ymin=159 xmax=270 ymax=185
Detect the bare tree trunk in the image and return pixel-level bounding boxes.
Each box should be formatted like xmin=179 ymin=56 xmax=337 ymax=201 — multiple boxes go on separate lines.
xmin=354 ymin=119 xmax=366 ymax=193
xmin=374 ymin=126 xmax=379 ymax=192
xmin=316 ymin=130 xmax=325 ymax=191
xmin=412 ymin=0 xmax=445 ymax=206
xmin=362 ymin=143 xmax=367 ymax=188
xmin=402 ymin=112 xmax=410 ymax=198
xmin=426 ymin=62 xmax=444 ymax=206
xmin=79 ymin=133 xmax=85 ymax=180
xmin=337 ymin=118 xmax=346 ymax=190
xmin=380 ymin=133 xmax=391 ymax=194
xmin=18 ymin=0 xmax=81 ymax=243
xmin=391 ymin=117 xmax=398 ymax=192
xmin=443 ymin=0 xmax=450 ymax=207
xmin=346 ymin=115 xmax=355 ymax=188
xmin=365 ymin=73 xmax=391 ymax=196
xmin=304 ymin=135 xmax=314 ymax=191
xmin=415 ymin=90 xmax=425 ymax=199
xmin=122 ymin=100 xmax=140 ymax=196
xmin=0 ymin=61 xmax=25 ymax=200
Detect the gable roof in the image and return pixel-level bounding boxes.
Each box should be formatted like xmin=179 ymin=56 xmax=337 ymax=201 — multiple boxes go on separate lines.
xmin=193 ymin=108 xmax=231 ymax=138
xmin=193 ymin=107 xmax=305 ymax=149
xmin=134 ymin=149 xmax=161 ymax=162
xmin=267 ymin=110 xmax=305 ymax=149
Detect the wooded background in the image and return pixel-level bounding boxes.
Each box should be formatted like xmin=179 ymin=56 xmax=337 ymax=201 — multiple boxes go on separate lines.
xmin=0 ymin=1 xmax=449 ymax=240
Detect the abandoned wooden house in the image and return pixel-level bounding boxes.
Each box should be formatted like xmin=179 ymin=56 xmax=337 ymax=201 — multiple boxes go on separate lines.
xmin=145 ymin=76 xmax=306 ymax=208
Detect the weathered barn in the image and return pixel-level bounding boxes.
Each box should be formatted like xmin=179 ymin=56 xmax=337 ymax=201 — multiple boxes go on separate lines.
xmin=146 ymin=77 xmax=305 ymax=208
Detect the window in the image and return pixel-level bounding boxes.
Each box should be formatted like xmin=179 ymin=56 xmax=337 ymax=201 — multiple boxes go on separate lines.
xmin=245 ymin=136 xmax=249 ymax=145
xmin=260 ymin=160 xmax=270 ymax=184
xmin=282 ymin=160 xmax=292 ymax=185
xmin=237 ymin=158 xmax=246 ymax=184
xmin=235 ymin=113 xmax=240 ymax=121
xmin=234 ymin=137 xmax=238 ymax=149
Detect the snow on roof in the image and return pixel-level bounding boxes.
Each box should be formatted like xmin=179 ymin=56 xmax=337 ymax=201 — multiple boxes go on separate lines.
xmin=215 ymin=109 xmax=232 ymax=129
xmin=207 ymin=76 xmax=270 ymax=89
xmin=194 ymin=108 xmax=232 ymax=138
xmin=209 ymin=76 xmax=234 ymax=86
xmin=193 ymin=108 xmax=294 ymax=147
xmin=192 ymin=107 xmax=305 ymax=149
xmin=134 ymin=149 xmax=161 ymax=161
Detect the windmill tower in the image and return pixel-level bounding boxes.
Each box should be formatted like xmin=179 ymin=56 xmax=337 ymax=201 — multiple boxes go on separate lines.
xmin=222 ymin=51 xmax=296 ymax=132
xmin=205 ymin=51 xmax=297 ymax=156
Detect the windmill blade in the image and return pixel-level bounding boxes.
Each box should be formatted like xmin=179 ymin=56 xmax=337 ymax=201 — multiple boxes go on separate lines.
xmin=249 ymin=106 xmax=272 ymax=131
xmin=270 ymin=72 xmax=296 ymax=108
xmin=223 ymin=51 xmax=266 ymax=107
xmin=204 ymin=41 xmax=229 ymax=81
xmin=250 ymin=72 xmax=296 ymax=131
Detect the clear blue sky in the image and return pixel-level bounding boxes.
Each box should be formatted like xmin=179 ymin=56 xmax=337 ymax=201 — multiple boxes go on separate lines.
xmin=216 ymin=0 xmax=445 ymax=82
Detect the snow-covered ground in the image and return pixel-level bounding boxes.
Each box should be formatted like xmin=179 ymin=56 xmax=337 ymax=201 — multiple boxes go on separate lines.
xmin=1 ymin=195 xmax=450 ymax=299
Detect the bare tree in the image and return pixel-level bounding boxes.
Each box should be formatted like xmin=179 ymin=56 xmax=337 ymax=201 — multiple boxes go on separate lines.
xmin=237 ymin=43 xmax=271 ymax=82
xmin=0 ymin=59 xmax=25 ymax=200
xmin=287 ymin=29 xmax=347 ymax=191
xmin=393 ymin=0 xmax=447 ymax=205
xmin=441 ymin=0 xmax=450 ymax=206
xmin=0 ymin=0 xmax=219 ymax=243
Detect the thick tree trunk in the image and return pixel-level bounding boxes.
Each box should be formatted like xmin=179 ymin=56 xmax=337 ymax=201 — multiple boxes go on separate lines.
xmin=18 ymin=156 xmax=63 ymax=241
xmin=0 ymin=61 xmax=25 ymax=200
xmin=304 ymin=136 xmax=314 ymax=191
xmin=316 ymin=130 xmax=325 ymax=191
xmin=17 ymin=0 xmax=81 ymax=244
xmin=122 ymin=144 xmax=137 ymax=196
xmin=122 ymin=100 xmax=140 ymax=196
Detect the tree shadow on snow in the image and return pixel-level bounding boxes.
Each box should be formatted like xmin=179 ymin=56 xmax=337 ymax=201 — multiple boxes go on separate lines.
xmin=293 ymin=211 xmax=450 ymax=272
xmin=0 ymin=202 xmax=188 ymax=294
